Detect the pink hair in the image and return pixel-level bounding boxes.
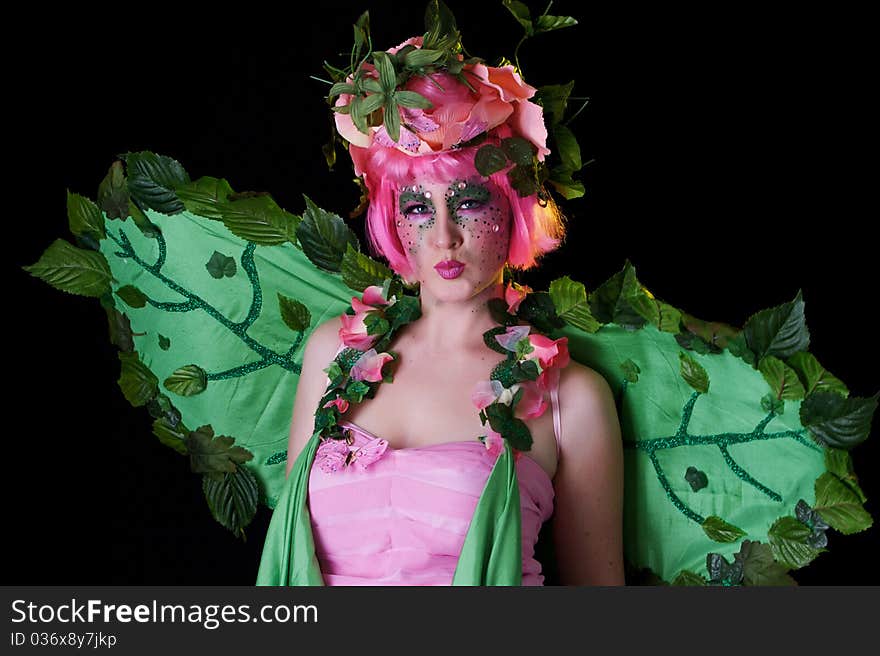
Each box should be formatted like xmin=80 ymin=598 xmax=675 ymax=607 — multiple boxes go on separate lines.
xmin=349 ymin=123 xmax=567 ymax=281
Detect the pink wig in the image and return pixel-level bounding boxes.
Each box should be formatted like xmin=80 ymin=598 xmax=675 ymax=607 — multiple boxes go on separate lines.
xmin=349 ymin=122 xmax=567 ymax=281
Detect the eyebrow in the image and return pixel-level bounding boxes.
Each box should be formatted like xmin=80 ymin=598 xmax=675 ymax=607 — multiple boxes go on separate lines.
xmin=398 ymin=190 xmax=435 ymax=205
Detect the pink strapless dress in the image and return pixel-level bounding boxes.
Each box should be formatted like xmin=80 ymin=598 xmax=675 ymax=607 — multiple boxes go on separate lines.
xmin=308 ymin=359 xmax=562 ymax=586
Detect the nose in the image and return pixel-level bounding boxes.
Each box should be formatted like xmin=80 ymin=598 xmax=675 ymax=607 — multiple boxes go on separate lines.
xmin=431 ymin=202 xmax=463 ymax=250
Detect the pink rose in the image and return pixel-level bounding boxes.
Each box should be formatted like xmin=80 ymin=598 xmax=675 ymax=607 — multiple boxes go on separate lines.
xmin=513 ymin=379 xmax=548 ymax=420
xmin=339 ymin=285 xmax=392 ymax=350
xmin=484 ymin=427 xmax=505 ymax=458
xmin=524 ymin=334 xmax=570 ymax=370
xmin=471 ymin=380 xmax=520 ymax=410
xmin=504 ymin=281 xmax=532 ymax=314
xmin=322 ymin=397 xmax=350 ymax=414
xmin=350 ymin=348 xmax=394 ymax=383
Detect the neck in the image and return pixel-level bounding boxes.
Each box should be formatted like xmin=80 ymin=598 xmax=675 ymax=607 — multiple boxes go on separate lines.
xmin=409 ymin=279 xmax=506 ymax=354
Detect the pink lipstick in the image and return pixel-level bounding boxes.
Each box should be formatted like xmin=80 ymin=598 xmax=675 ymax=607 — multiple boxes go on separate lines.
xmin=434 ymin=260 xmax=465 ymax=279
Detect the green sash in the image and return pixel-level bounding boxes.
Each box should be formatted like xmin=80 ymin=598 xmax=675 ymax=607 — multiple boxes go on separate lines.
xmin=256 ymin=433 xmax=523 ymax=586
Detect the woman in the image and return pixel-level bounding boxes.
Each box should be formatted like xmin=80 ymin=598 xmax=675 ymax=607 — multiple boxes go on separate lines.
xmin=258 ymin=31 xmax=625 ymax=585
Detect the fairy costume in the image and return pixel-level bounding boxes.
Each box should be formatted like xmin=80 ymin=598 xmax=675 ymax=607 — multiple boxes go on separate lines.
xmin=24 ymin=1 xmax=875 ymax=585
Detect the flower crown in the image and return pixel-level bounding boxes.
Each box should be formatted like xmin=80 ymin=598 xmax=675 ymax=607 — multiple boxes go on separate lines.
xmin=322 ymin=0 xmax=587 ymax=201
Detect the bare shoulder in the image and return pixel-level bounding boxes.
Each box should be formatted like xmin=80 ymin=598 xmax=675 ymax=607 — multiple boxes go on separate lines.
xmin=556 ymin=360 xmax=621 ymax=457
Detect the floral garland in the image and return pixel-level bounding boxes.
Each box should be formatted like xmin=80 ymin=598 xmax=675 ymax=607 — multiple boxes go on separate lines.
xmin=312 ymin=276 xmax=570 ymax=471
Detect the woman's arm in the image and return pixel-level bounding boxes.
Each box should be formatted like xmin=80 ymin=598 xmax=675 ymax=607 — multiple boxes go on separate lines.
xmin=285 ymin=315 xmax=343 ymax=478
xmin=552 ymin=363 xmax=626 ymax=585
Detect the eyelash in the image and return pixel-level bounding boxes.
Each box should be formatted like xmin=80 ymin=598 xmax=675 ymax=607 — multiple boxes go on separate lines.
xmin=401 ymin=198 xmax=483 ymax=218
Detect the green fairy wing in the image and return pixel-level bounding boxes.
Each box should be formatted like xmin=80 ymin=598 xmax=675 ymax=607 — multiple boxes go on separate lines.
xmin=23 ymin=150 xmax=394 ymax=538
xmin=531 ymin=265 xmax=877 ymax=585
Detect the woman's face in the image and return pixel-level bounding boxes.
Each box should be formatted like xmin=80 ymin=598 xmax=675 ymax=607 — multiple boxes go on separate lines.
xmin=394 ymin=174 xmax=512 ymax=300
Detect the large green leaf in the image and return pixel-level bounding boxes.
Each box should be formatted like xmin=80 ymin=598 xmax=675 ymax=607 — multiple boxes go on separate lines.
xmin=742 ymin=290 xmax=810 ymax=361
xmin=800 ymin=390 xmax=878 ymax=449
xmin=22 ymin=239 xmax=113 ymax=297
xmin=277 ymin=293 xmax=311 ymax=332
xmin=825 ymin=448 xmax=867 ymax=503
xmin=734 ymin=540 xmax=795 ymax=586
xmin=701 ymin=516 xmax=745 ymax=543
xmin=758 ymin=355 xmax=806 ymax=401
xmin=217 ymin=195 xmax=297 ymax=246
xmin=548 ymin=275 xmax=600 ymax=333
xmin=67 ymin=190 xmax=106 ymax=240
xmin=120 ymin=151 xmax=190 ymax=215
xmin=176 ymin=176 xmax=236 ymax=220
xmin=341 ymin=243 xmax=393 ymax=292
xmin=202 ymin=467 xmax=259 ymax=538
xmin=786 ymin=351 xmax=849 ymax=398
xmin=186 ymin=425 xmax=253 ymax=477
xmin=813 ymin=472 xmax=873 ymax=535
xmin=117 ymin=351 xmax=159 ymax=407
xmin=164 ymin=364 xmax=208 ymax=397
xmin=97 ymin=160 xmax=130 ymax=221
xmin=295 ymin=195 xmax=359 ymax=272
xmin=768 ymin=516 xmax=821 ymax=569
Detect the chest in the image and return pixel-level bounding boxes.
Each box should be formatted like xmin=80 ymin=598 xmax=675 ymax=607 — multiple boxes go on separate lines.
xmin=339 ymin=334 xmax=559 ymax=480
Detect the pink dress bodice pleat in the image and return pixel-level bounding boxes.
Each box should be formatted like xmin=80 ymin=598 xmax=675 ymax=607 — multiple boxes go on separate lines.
xmin=308 ymin=342 xmax=562 ymax=585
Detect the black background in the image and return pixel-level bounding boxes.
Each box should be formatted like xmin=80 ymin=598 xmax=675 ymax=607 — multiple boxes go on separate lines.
xmin=11 ymin=1 xmax=877 ymax=584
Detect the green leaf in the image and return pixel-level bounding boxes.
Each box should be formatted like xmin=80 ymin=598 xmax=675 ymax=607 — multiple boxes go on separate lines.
xmin=786 ymin=351 xmax=849 ymax=398
xmin=394 ymin=89 xmax=433 ymax=109
xmin=295 ymin=195 xmax=360 ymax=272
xmin=588 ymin=260 xmax=649 ymax=330
xmin=216 ymin=195 xmax=297 ymax=245
xmin=501 ymin=137 xmax=535 ymax=167
xmin=547 ymin=168 xmax=585 ymax=200
xmin=734 ymin=540 xmax=796 ymax=586
xmin=202 ymin=466 xmax=259 ymax=538
xmin=474 ymin=144 xmax=508 ymax=176
xmin=516 ymin=291 xmax=565 ymax=334
xmin=679 ymin=352 xmax=709 ymax=394
xmin=383 ymin=97 xmax=401 ymax=142
xmin=97 ymin=160 xmax=130 ymax=221
xmin=685 ymin=466 xmax=708 ymax=492
xmin=742 ymin=290 xmax=810 ymax=361
xmin=536 ymin=82 xmax=575 ymax=126
xmin=158 ymin=334 xmax=171 ymax=351
xmin=423 ymin=0 xmax=462 ymax=51
xmin=67 ymin=190 xmax=106 ymax=240
xmin=813 ymin=472 xmax=873 ymax=535
xmin=22 ymin=238 xmax=113 ymax=298
xmin=800 ymin=390 xmax=878 ymax=449
xmin=671 ymin=570 xmax=707 ymax=586
xmin=205 ymin=251 xmax=237 ymax=279
xmin=359 ymin=91 xmax=386 ymax=116
xmin=328 ymin=82 xmax=356 ymax=97
xmin=187 ymin=425 xmax=253 ymax=476
xmin=152 ymin=416 xmax=189 ymax=455
xmin=726 ymin=331 xmax=757 ymax=367
xmin=502 ymin=0 xmax=533 ymax=35
xmin=701 ymin=516 xmax=746 ymax=543
xmin=175 ymin=176 xmax=236 ymax=220
xmin=341 ymin=243 xmax=393 ymax=292
xmin=383 ymin=294 xmax=421 ymax=334
xmin=825 ymin=448 xmax=867 ymax=503
xmin=535 ymin=14 xmax=578 ymax=33
xmin=102 ymin=303 xmax=134 ymax=352
xmin=116 ymin=285 xmax=148 ymax=309
xmin=164 ymin=364 xmax=208 ymax=397
xmin=768 ymin=516 xmax=821 ymax=569
xmin=372 ymin=51 xmax=397 ymax=93
xmin=553 ymin=124 xmax=582 ymax=171
xmin=277 ymin=293 xmax=311 ymax=332
xmin=403 ymin=49 xmax=444 ymax=69
xmin=117 ymin=351 xmax=159 ymax=407
xmin=508 ymin=164 xmax=538 ymax=197
xmin=120 ymin=151 xmax=189 ymax=215
xmin=761 ymin=393 xmax=785 ymax=416
xmin=548 ymin=275 xmax=600 ymax=333
xmin=620 ymin=359 xmax=641 ymax=384
xmin=758 ymin=355 xmax=806 ymax=401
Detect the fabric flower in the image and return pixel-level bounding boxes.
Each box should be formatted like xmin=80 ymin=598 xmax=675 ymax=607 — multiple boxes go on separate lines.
xmin=513 ymin=378 xmax=548 ymax=420
xmin=339 ymin=285 xmax=391 ymax=350
xmin=524 ymin=334 xmax=570 ymax=371
xmin=322 ymin=397 xmax=350 ymax=414
xmin=483 ymin=427 xmax=505 ymax=458
xmin=350 ymin=348 xmax=394 ymax=383
xmin=494 ymin=324 xmax=531 ymax=352
xmin=334 ymin=37 xmax=550 ymax=161
xmin=471 ymin=380 xmax=521 ymax=410
xmin=504 ymin=281 xmax=532 ymax=314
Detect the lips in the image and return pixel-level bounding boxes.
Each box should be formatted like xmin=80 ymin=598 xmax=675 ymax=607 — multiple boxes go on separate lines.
xmin=434 ymin=260 xmax=465 ymax=279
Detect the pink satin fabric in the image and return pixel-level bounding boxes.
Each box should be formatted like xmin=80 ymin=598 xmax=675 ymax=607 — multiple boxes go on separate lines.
xmin=307 ymin=344 xmax=562 ymax=585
